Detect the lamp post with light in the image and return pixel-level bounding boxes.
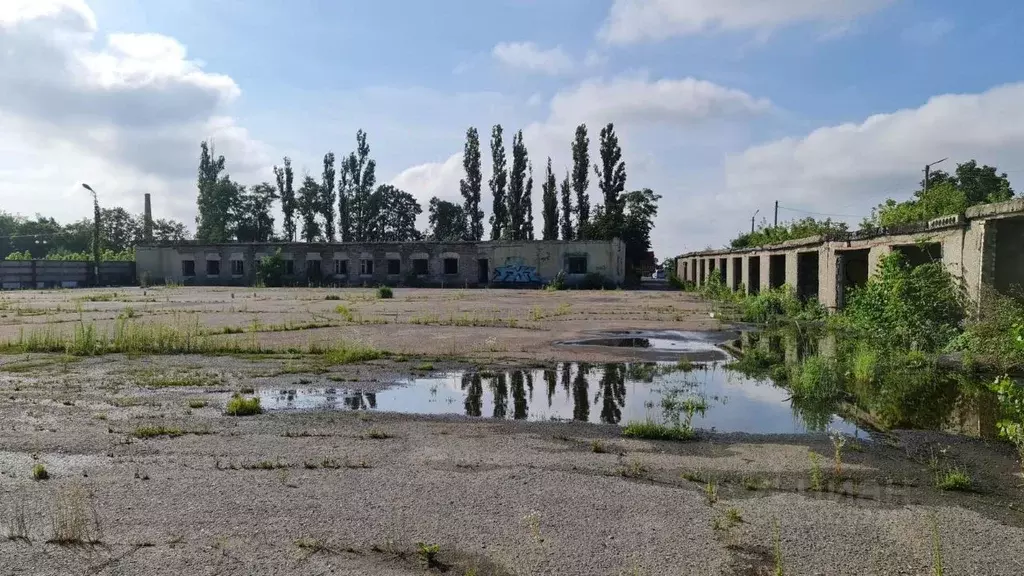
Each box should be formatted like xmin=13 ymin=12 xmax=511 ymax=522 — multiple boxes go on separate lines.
xmin=82 ymin=183 xmax=101 ymax=285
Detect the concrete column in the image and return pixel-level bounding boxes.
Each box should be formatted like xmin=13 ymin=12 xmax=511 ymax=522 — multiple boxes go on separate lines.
xmin=785 ymin=251 xmax=799 ymax=289
xmin=819 ymin=246 xmax=839 ymax=310
xmin=759 ymin=253 xmax=771 ymax=291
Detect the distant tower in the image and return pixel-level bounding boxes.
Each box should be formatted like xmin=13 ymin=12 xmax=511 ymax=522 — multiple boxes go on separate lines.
xmin=143 ymin=193 xmax=153 ymax=242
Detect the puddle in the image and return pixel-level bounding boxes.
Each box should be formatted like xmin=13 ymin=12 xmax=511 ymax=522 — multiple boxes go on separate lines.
xmin=258 ymin=361 xmax=866 ymax=436
xmin=558 ymin=330 xmax=733 ymax=361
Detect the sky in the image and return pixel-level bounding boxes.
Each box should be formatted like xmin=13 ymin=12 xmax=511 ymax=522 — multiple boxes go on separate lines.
xmin=2 ymin=0 xmax=1024 ymax=257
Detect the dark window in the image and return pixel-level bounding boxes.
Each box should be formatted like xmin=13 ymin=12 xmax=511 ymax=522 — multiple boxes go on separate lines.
xmin=360 ymin=259 xmax=374 ymax=275
xmin=306 ymin=259 xmax=321 ymax=277
xmin=206 ymin=259 xmax=220 ymax=276
xmin=230 ymin=260 xmax=244 ymax=275
xmin=334 ymin=259 xmax=348 ymax=275
xmin=181 ymin=260 xmax=195 ymax=277
xmin=387 ymin=259 xmax=400 ymax=275
xmin=443 ymin=257 xmax=458 ymax=275
xmin=567 ymin=256 xmax=587 ymax=274
xmin=284 ymin=260 xmax=294 ymax=275
xmin=413 ymin=258 xmax=428 ymax=275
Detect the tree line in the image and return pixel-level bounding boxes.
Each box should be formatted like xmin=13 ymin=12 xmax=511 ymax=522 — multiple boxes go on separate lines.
xmin=728 ymin=159 xmax=1015 ymax=249
xmin=195 ymin=122 xmax=660 ymax=273
xmin=1 ymin=208 xmax=189 ymax=261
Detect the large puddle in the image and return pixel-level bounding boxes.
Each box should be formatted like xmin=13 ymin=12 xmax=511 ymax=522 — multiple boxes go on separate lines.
xmin=557 ymin=330 xmax=734 ymax=361
xmin=259 ymin=361 xmax=866 ymax=436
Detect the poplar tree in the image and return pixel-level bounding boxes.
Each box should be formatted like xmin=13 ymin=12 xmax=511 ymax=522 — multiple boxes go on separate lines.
xmin=488 ymin=125 xmax=508 ymax=240
xmin=460 ymin=127 xmax=484 ymax=240
xmin=541 ymin=157 xmax=559 ymax=240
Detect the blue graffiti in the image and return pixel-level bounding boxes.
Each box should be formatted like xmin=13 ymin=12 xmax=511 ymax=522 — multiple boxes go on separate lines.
xmin=492 ymin=264 xmax=543 ymax=284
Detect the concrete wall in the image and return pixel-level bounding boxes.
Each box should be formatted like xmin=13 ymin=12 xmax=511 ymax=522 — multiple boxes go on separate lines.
xmin=674 ymin=198 xmax=1024 ymax=311
xmin=0 ymin=261 xmax=135 ymax=289
xmin=136 ymin=239 xmax=625 ymax=288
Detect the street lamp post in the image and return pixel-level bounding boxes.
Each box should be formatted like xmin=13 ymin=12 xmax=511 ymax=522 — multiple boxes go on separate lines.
xmin=924 ymin=158 xmax=948 ymax=195
xmin=751 ymin=209 xmax=759 ymax=234
xmin=82 ymin=183 xmax=100 ymax=286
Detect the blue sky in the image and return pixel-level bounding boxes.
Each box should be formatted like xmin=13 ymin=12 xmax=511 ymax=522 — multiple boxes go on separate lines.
xmin=3 ymin=0 xmax=1024 ymax=255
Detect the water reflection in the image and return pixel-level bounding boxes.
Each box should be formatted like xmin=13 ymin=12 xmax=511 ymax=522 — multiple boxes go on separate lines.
xmin=258 ymin=361 xmax=864 ymax=436
xmin=727 ymin=326 xmax=1001 ymax=438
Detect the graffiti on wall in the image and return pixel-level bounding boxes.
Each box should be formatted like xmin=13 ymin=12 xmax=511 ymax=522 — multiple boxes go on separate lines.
xmin=492 ymin=258 xmax=543 ymax=284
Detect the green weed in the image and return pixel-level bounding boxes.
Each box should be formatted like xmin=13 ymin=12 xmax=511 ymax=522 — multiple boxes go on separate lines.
xmin=32 ymin=463 xmax=48 ymax=481
xmin=416 ymin=542 xmax=440 ymax=566
xmin=133 ymin=426 xmax=184 ymax=438
xmin=225 ymin=394 xmax=262 ymax=416
xmin=377 ymin=286 xmax=394 ymax=299
xmin=935 ymin=468 xmax=971 ymax=491
xmin=809 ymin=452 xmax=824 ymax=491
xmin=622 ymin=420 xmax=695 ymax=441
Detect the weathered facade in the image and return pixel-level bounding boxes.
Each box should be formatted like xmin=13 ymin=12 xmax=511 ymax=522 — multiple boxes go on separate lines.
xmin=136 ymin=239 xmax=625 ymax=287
xmin=0 ymin=260 xmax=135 ymax=289
xmin=677 ymin=198 xmax=1024 ymax=310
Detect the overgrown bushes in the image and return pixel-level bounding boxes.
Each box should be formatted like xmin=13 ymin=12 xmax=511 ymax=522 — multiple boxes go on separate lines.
xmin=256 ymin=250 xmax=286 ymax=287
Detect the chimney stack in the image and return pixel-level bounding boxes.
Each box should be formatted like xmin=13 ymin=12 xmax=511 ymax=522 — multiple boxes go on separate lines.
xmin=143 ymin=193 xmax=153 ymax=242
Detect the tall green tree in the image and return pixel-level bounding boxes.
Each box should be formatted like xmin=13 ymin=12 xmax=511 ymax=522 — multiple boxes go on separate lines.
xmin=593 ymin=122 xmax=627 ymax=239
xmin=571 ymin=124 xmax=591 ymax=238
xmin=560 ymin=171 xmax=573 ymax=240
xmin=620 ymin=189 xmax=660 ymax=274
xmin=488 ymin=124 xmax=508 ymax=240
xmin=524 ymin=161 xmax=534 ymax=240
xmin=507 ymin=129 xmax=528 ymax=240
xmin=337 ymin=160 xmax=352 ymax=242
xmin=195 ymin=140 xmax=233 ymax=242
xmin=460 ymin=127 xmax=484 ymax=240
xmin=236 ymin=182 xmax=277 ymax=242
xmin=345 ymin=130 xmax=376 ymax=242
xmin=428 ymin=197 xmax=468 ymax=241
xmin=321 ymin=152 xmax=336 ymax=241
xmin=541 ymin=157 xmax=559 ymax=240
xmin=869 ymin=159 xmax=1016 ymax=229
xmin=100 ymin=207 xmax=140 ymax=252
xmin=297 ymin=175 xmax=322 ymax=242
xmin=273 ymin=157 xmax=296 ymax=241
xmin=366 ymin=185 xmax=423 ymax=242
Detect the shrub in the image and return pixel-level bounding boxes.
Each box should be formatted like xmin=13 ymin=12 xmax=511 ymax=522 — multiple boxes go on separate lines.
xmin=789 ymin=356 xmax=844 ymax=402
xmin=325 ymin=294 xmax=341 ymax=301
xmin=838 ymin=253 xmax=963 ymax=353
xmin=256 ymin=250 xmax=286 ymax=287
xmin=376 ymin=286 xmax=393 ymax=299
xmin=580 ymin=272 xmax=611 ymax=290
xmin=935 ymin=468 xmax=971 ymax=491
xmin=225 ymin=393 xmax=262 ymax=416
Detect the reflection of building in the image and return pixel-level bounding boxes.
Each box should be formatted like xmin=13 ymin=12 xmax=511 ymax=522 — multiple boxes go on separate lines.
xmin=677 ymin=198 xmax=1024 ymax=311
xmin=137 ymin=239 xmax=625 ymax=288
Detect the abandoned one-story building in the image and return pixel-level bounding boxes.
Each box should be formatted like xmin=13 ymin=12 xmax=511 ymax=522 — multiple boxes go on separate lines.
xmin=677 ymin=198 xmax=1024 ymax=310
xmin=136 ymin=239 xmax=625 ymax=287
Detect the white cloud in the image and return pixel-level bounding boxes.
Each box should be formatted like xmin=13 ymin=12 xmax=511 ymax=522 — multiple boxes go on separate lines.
xmin=600 ymin=0 xmax=894 ymax=44
xmin=492 ymin=42 xmax=573 ymax=75
xmin=547 ymin=75 xmax=771 ymax=128
xmin=711 ymin=83 xmax=1024 ymax=245
xmin=389 ymin=75 xmax=771 ymax=246
xmin=0 ymin=0 xmax=269 ymax=224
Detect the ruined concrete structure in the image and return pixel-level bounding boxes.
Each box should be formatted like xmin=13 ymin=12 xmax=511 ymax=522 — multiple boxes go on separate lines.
xmin=677 ymin=198 xmax=1024 ymax=310
xmin=136 ymin=239 xmax=624 ymax=287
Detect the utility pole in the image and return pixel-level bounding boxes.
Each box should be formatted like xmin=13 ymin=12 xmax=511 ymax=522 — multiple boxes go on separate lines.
xmin=924 ymin=157 xmax=948 ymax=195
xmin=773 ymin=201 xmax=778 ymax=227
xmin=751 ymin=209 xmax=759 ymax=233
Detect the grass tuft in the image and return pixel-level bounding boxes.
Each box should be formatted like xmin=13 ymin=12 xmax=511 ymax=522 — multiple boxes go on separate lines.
xmin=133 ymin=425 xmax=184 ymax=438
xmin=935 ymin=468 xmax=971 ymax=491
xmin=622 ymin=420 xmax=695 ymax=441
xmin=364 ymin=428 xmax=391 ymax=440
xmin=225 ymin=394 xmax=262 ymax=416
xmin=49 ymin=485 xmax=101 ymax=545
xmin=377 ymin=286 xmax=394 ymax=299
xmin=32 ymin=463 xmax=49 ymax=481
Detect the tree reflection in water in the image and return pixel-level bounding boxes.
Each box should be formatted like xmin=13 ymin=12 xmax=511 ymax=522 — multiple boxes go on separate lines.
xmin=572 ymin=363 xmax=591 ymax=422
xmin=598 ymin=363 xmax=627 ymax=424
xmin=492 ymin=373 xmax=508 ymax=419
xmin=544 ymin=370 xmax=557 ymax=408
xmin=511 ymin=371 xmax=528 ymax=420
xmin=461 ymin=373 xmax=483 ymax=418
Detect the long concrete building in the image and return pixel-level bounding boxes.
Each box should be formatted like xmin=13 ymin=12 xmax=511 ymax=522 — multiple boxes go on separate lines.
xmin=677 ymin=198 xmax=1024 ymax=310
xmin=136 ymin=238 xmax=625 ymax=287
